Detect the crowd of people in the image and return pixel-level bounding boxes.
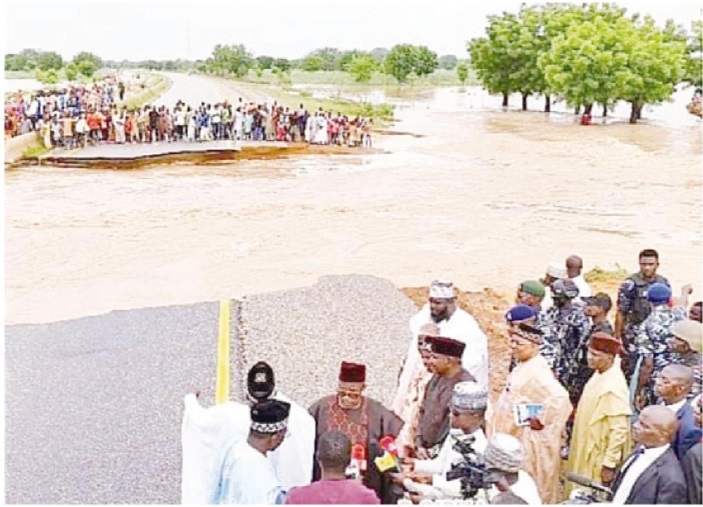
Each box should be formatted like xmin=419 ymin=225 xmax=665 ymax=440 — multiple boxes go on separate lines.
xmin=181 ymin=248 xmax=702 ymax=504
xmin=5 ymin=80 xmax=374 ymax=150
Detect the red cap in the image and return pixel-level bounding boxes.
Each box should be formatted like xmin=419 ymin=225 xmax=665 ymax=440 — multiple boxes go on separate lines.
xmin=339 ymin=361 xmax=366 ymax=383
xmin=588 ymin=332 xmax=624 ymax=355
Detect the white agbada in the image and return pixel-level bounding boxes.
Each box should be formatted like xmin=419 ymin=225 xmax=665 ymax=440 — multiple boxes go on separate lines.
xmin=181 ymin=393 xmax=315 ymax=504
xmin=401 ymin=304 xmax=489 ymax=394
xmin=210 ymin=438 xmax=284 ymax=504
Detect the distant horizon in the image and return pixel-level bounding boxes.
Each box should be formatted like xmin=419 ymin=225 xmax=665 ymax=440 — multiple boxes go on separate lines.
xmin=4 ymin=0 xmax=701 ymax=63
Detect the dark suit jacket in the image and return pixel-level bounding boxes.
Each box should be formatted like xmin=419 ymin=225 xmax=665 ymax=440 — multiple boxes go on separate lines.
xmin=682 ymin=442 xmax=702 ymax=505
xmin=673 ymin=400 xmax=702 ymax=460
xmin=612 ymin=447 xmax=687 ymax=504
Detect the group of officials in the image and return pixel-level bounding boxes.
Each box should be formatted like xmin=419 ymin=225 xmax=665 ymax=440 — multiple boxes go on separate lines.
xmin=181 ymin=249 xmax=702 ymax=504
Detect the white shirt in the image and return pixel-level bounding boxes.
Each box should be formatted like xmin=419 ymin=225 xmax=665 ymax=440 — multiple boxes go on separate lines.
xmin=611 ymin=444 xmax=670 ymax=504
xmin=408 ymin=304 xmax=489 ymax=391
xmin=571 ymin=274 xmax=593 ymax=301
xmin=181 ymin=393 xmax=315 ymax=504
xmin=665 ymin=399 xmax=686 ymax=414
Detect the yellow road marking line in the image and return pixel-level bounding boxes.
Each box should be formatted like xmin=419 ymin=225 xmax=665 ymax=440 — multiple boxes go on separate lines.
xmin=215 ymin=299 xmax=231 ymax=404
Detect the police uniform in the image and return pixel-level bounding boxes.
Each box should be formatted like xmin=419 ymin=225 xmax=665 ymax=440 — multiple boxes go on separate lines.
xmin=636 ymin=305 xmax=687 ymax=405
xmin=617 ymin=273 xmax=668 ymax=376
xmin=539 ymin=301 xmax=592 ymax=406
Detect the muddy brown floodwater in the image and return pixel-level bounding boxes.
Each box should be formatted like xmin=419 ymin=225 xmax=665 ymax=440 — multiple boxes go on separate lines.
xmin=4 ymin=84 xmax=702 ymax=325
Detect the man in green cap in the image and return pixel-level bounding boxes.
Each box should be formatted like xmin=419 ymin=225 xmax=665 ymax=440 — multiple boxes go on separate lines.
xmin=516 ymin=280 xmax=545 ymax=315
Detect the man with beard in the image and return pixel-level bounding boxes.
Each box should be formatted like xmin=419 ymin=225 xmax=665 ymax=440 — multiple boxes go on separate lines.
xmin=308 ymin=361 xmax=403 ymax=503
xmin=406 ymin=279 xmax=488 ymax=391
xmin=209 ymin=400 xmax=291 ymax=504
xmin=668 ymin=319 xmax=702 ymax=396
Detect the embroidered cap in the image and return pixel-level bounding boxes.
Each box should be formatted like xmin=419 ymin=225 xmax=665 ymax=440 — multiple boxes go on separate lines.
xmin=250 ymin=399 xmax=290 ymax=434
xmin=429 ymin=279 xmax=456 ymax=299
xmin=339 ymin=361 xmax=366 ymax=383
xmin=451 ymin=381 xmax=488 ymax=412
xmin=427 ymin=336 xmax=466 ymax=358
xmin=485 ymin=434 xmax=525 ymax=473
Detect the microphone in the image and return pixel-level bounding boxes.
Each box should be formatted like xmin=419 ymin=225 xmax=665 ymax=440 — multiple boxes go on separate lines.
xmin=374 ymin=435 xmax=401 ymax=473
xmin=566 ymin=472 xmax=613 ymax=496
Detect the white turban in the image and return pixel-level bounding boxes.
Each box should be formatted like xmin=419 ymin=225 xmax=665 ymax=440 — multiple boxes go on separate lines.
xmin=429 ymin=279 xmax=456 ymax=299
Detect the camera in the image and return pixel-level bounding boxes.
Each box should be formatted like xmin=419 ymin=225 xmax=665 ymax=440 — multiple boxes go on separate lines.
xmin=445 ymin=434 xmax=504 ymax=501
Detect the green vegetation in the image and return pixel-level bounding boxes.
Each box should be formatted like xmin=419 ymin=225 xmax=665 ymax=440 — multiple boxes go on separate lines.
xmin=469 ymin=2 xmax=693 ymax=122
xmin=384 ymin=44 xmax=439 ymax=83
xmin=237 ymin=81 xmax=395 ymax=127
xmin=584 ymin=265 xmax=630 ymax=283
xmin=21 ymin=142 xmax=50 ymax=160
xmin=124 ymin=73 xmax=172 ymax=110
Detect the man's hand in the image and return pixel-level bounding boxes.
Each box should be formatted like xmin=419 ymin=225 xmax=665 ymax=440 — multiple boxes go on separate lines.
xmin=681 ymin=284 xmax=693 ymax=295
xmin=528 ymin=417 xmax=544 ymax=431
xmin=601 ymin=466 xmax=616 ymax=485
xmin=635 ymin=393 xmax=645 ymax=411
xmin=388 ymin=472 xmax=406 ymax=485
xmin=400 ymin=457 xmax=415 ymax=473
xmin=494 ymin=477 xmax=512 ymax=493
xmin=415 ymin=448 xmax=430 ymax=460
xmin=409 ymin=492 xmax=424 ymax=504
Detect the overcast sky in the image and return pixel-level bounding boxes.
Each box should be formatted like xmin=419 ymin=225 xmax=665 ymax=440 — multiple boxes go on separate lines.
xmin=4 ymin=0 xmax=702 ymax=62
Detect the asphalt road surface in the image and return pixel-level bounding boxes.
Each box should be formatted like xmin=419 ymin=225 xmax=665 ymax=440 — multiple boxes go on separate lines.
xmin=5 ymin=302 xmax=222 ymax=504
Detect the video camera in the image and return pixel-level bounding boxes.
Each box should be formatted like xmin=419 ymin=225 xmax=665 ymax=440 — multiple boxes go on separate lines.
xmin=445 ymin=434 xmax=504 ymax=501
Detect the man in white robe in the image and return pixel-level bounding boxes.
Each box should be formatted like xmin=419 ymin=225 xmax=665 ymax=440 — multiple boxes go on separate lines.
xmin=397 ymin=280 xmax=489 ymax=413
xmin=314 ymin=114 xmax=328 ymax=145
xmin=181 ymin=362 xmax=315 ymax=503
xmin=209 ymin=400 xmax=290 ymax=504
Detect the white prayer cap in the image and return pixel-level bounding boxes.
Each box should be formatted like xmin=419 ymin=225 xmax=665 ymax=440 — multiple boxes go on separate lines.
xmin=451 ymin=381 xmax=488 ymax=412
xmin=485 ymin=434 xmax=525 ymax=473
xmin=429 ymin=279 xmax=456 ymax=299
xmin=547 ymin=262 xmax=567 ymax=279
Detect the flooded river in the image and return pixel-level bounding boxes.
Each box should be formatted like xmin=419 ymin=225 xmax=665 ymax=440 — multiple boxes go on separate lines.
xmin=5 ymin=79 xmax=702 ymax=324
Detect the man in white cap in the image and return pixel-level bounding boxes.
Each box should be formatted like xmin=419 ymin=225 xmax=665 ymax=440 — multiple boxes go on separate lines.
xmin=484 ymin=434 xmax=541 ymax=505
xmin=399 ymin=279 xmax=488 ymax=399
xmin=540 ymin=261 xmax=567 ymax=310
xmin=390 ymin=381 xmax=489 ymax=501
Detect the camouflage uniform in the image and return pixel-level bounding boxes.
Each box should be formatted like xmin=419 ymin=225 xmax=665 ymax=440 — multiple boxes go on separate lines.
xmin=617 ymin=273 xmax=669 ymax=378
xmin=539 ymin=301 xmax=592 ymax=407
xmin=635 ymin=304 xmax=687 ymax=405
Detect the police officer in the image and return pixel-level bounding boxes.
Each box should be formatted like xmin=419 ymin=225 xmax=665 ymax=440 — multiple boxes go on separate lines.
xmin=614 ymin=249 xmax=669 ymax=379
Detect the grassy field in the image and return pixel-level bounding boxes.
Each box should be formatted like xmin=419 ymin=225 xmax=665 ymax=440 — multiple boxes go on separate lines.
xmin=241 ymin=68 xmax=480 ymax=87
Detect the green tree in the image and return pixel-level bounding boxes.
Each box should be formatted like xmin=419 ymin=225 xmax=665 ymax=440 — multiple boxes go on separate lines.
xmin=683 ymin=20 xmax=703 ymax=88
xmin=456 ymin=63 xmax=469 ymax=84
xmin=36 ymin=51 xmax=63 ymax=71
xmin=348 ymin=54 xmax=377 ymax=83
xmin=64 ymin=63 xmax=79 ymax=81
xmin=338 ymin=50 xmax=365 ymax=71
xmin=5 ymin=54 xmax=29 ymax=71
xmin=302 ymin=55 xmax=324 ymax=71
xmin=616 ymin=16 xmax=687 ymax=122
xmin=438 ymin=54 xmax=458 ymax=69
xmin=72 ymin=51 xmax=102 ymax=77
xmin=305 ymin=47 xmax=340 ymax=71
xmin=36 ymin=69 xmax=59 ymax=85
xmin=256 ymin=56 xmax=274 ymax=70
xmin=210 ymin=44 xmax=253 ymax=77
xmin=273 ymin=58 xmax=291 ymax=72
xmin=385 ymin=44 xmax=417 ymax=83
xmin=414 ymin=46 xmax=439 ymax=77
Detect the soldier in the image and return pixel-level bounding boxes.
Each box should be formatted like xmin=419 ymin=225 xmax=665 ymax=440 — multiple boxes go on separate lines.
xmin=614 ymin=249 xmax=668 ymax=379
